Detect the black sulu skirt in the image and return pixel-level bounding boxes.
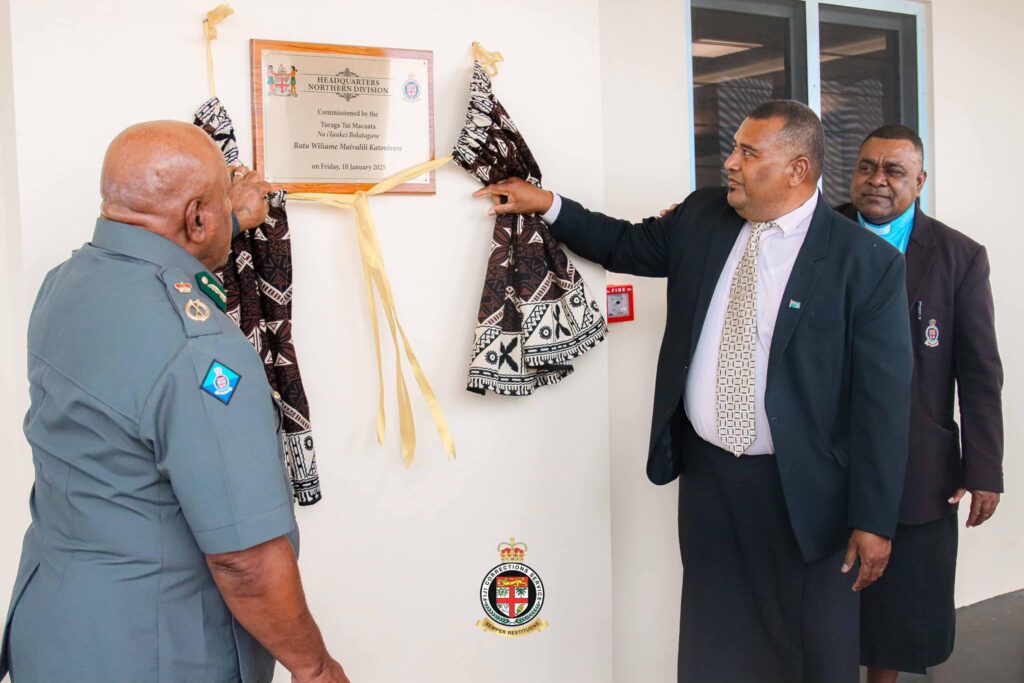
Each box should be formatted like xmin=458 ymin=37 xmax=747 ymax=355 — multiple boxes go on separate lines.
xmin=860 ymin=513 xmax=959 ymax=673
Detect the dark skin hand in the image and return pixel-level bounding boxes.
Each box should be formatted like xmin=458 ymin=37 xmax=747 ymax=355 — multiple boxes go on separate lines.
xmin=473 ymin=179 xmax=554 ymax=215
xmin=98 ymin=122 xmax=350 ymax=682
xmin=841 ymin=530 xmax=891 ymax=592
xmin=949 ymin=488 xmax=1001 ymax=527
xmin=478 ymin=116 xmax=896 ymax=593
xmin=229 ymin=163 xmax=274 ymax=230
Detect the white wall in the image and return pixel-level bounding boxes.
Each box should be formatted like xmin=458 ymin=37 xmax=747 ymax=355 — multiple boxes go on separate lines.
xmin=0 ymin=0 xmax=31 ymax=611
xmin=597 ymin=2 xmax=690 ymax=682
xmin=930 ymin=0 xmax=1024 ymax=606
xmin=0 ymin=2 xmax=613 ymax=682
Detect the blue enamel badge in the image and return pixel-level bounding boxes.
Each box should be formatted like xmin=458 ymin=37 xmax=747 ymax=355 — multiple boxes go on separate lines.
xmin=201 ymin=361 xmax=241 ymax=405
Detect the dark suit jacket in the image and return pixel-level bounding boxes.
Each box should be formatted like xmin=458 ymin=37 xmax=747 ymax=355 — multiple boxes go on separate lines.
xmin=837 ymin=203 xmax=1004 ymax=524
xmin=551 ymin=188 xmax=913 ymax=561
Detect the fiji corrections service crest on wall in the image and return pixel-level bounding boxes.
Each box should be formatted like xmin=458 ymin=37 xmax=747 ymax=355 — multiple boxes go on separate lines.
xmin=476 ymin=537 xmax=549 ymax=637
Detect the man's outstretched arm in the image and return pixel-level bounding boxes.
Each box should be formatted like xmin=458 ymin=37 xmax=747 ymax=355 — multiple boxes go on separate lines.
xmin=474 ymin=177 xmax=679 ymax=277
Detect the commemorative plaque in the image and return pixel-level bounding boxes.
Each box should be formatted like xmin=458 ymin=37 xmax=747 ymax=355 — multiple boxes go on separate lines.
xmin=251 ymin=40 xmax=436 ymax=194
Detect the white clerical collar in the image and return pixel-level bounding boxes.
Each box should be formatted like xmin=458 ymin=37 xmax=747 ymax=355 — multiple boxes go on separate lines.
xmin=863 ymin=223 xmax=892 ymax=236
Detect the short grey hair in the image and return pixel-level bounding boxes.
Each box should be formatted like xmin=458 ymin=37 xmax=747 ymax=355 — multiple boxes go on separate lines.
xmin=747 ymin=99 xmax=825 ymax=180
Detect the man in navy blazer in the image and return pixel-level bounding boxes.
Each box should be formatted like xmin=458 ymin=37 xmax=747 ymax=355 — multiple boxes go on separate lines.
xmin=475 ymin=101 xmax=913 ymax=683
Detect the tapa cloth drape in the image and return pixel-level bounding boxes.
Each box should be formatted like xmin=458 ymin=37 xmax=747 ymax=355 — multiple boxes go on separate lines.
xmin=453 ymin=62 xmax=608 ymax=396
xmin=194 ymin=97 xmax=321 ymax=505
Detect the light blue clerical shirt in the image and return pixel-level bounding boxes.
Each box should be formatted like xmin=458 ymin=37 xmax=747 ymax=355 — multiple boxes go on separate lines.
xmin=857 ymin=203 xmax=916 ymax=254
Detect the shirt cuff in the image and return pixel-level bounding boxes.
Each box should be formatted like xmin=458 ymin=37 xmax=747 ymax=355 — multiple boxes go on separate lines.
xmin=541 ymin=193 xmax=562 ymax=224
xmin=192 ymin=499 xmax=297 ymax=554
xmin=230 ymin=211 xmax=241 ymax=238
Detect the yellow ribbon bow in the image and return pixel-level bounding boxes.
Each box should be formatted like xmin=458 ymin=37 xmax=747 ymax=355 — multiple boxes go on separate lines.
xmin=202 ymin=4 xmax=234 ymax=98
xmin=290 ymin=154 xmax=456 ymax=466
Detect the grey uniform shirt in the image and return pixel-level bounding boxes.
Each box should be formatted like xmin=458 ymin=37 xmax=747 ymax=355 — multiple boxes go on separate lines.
xmin=1 ymin=219 xmax=298 ymax=683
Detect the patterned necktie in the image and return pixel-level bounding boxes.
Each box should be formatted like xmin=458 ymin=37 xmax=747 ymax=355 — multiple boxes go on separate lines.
xmin=716 ymin=221 xmax=778 ymax=456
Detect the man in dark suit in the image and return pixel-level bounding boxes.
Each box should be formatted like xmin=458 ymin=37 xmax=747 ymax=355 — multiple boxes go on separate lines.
xmin=835 ymin=124 xmax=1004 ymax=683
xmin=474 ymin=101 xmax=913 ymax=683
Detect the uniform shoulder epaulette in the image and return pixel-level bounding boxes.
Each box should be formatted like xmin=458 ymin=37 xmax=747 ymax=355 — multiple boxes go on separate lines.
xmin=159 ymin=267 xmax=224 ymax=339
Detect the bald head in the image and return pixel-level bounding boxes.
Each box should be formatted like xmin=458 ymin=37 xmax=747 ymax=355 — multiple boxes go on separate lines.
xmin=100 ymin=121 xmax=233 ymax=270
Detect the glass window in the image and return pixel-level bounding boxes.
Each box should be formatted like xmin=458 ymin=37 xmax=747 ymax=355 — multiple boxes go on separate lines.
xmin=691 ymin=0 xmax=807 ymax=189
xmin=819 ymin=5 xmax=918 ymax=207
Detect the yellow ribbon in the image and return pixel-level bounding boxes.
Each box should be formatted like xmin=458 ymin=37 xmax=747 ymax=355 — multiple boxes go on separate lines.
xmin=202 ymin=4 xmax=234 ymax=98
xmin=472 ymin=42 xmax=505 ymax=77
xmin=290 ymin=154 xmax=456 ymax=465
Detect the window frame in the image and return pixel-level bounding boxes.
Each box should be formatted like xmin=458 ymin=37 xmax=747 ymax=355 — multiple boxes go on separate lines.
xmin=684 ymin=0 xmax=931 ymax=211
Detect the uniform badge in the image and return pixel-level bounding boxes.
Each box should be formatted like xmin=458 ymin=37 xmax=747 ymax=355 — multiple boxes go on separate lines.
xmin=201 ymin=361 xmax=241 ymax=405
xmin=195 ymin=271 xmax=228 ymax=312
xmin=924 ymin=319 xmax=940 ymax=348
xmin=185 ymin=299 xmax=211 ymax=322
xmin=174 ymin=282 xmax=193 ymax=294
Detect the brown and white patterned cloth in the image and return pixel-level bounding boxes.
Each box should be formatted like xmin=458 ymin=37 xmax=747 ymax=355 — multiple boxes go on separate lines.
xmin=453 ymin=62 xmax=608 ymax=396
xmin=194 ymin=97 xmax=321 ymax=505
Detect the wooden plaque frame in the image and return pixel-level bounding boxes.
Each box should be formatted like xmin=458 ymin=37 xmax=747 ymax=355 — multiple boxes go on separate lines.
xmin=251 ymin=39 xmax=436 ymax=195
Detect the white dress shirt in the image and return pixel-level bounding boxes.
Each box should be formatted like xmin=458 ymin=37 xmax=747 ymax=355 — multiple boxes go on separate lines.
xmin=684 ymin=192 xmax=819 ymax=455
xmin=541 ymin=191 xmax=818 ymax=455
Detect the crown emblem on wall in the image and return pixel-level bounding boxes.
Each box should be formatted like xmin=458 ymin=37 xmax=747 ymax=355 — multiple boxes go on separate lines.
xmin=498 ymin=537 xmax=528 ymax=562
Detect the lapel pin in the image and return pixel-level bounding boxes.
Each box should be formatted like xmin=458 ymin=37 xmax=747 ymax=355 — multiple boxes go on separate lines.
xmin=789 ymin=300 xmax=801 ymax=310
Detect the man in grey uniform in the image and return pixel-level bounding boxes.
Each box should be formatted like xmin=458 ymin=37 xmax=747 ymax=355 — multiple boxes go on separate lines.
xmin=0 ymin=121 xmax=350 ymax=683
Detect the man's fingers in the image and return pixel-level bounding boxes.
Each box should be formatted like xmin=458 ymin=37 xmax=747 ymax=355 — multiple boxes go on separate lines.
xmin=948 ymin=488 xmax=967 ymax=504
xmin=473 ymin=181 xmax=514 ymax=198
xmin=841 ymin=542 xmax=857 ymax=573
xmin=973 ymin=498 xmax=998 ymax=527
xmin=475 ymin=188 xmax=509 ymax=203
xmin=489 ymin=200 xmax=521 ymax=216
xmin=853 ymin=561 xmax=885 ymax=591
xmin=966 ymin=494 xmax=985 ymax=527
xmin=244 ymin=173 xmax=269 ymax=189
xmin=852 ymin=564 xmax=870 ymax=591
xmin=853 ymin=550 xmax=888 ymax=591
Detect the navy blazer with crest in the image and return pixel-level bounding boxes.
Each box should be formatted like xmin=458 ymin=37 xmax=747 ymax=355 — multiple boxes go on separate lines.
xmin=551 ymin=187 xmax=913 ymax=561
xmin=836 ymin=203 xmax=1004 ymax=525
